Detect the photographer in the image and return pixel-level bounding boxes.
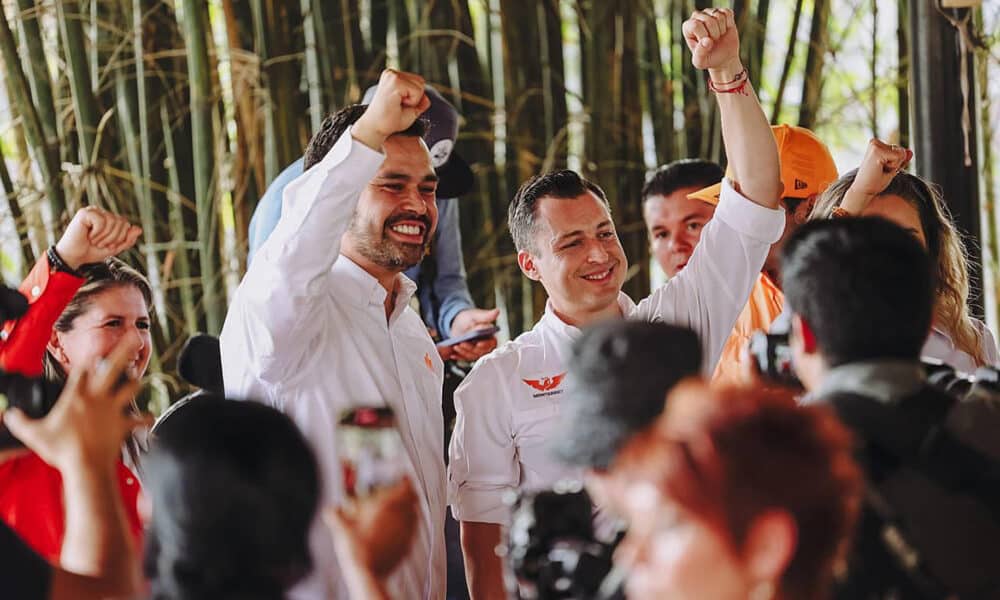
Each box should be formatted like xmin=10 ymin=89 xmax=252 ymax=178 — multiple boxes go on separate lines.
xmin=0 ymin=206 xmax=147 ymax=567
xmin=782 ymin=217 xmax=1000 ymax=597
xmin=1 ymin=344 xmax=147 ymax=600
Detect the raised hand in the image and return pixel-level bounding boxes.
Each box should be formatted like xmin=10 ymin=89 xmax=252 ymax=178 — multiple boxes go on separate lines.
xmin=838 ymin=139 xmax=912 ymax=215
xmin=353 ymin=69 xmax=430 ymax=151
xmin=683 ymin=8 xmax=741 ymax=77
xmin=3 ymin=342 xmax=150 ymax=475
xmin=54 ymin=207 xmax=142 ymax=271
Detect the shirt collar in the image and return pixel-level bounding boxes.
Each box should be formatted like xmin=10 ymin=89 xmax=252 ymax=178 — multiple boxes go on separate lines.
xmin=809 ymin=359 xmax=926 ymax=404
xmin=539 ymin=292 xmax=634 ymax=341
xmin=332 ymin=254 xmax=418 ymax=313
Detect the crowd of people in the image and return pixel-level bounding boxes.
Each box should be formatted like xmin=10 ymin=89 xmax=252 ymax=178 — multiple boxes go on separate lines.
xmin=2 ymin=7 xmax=999 ymax=600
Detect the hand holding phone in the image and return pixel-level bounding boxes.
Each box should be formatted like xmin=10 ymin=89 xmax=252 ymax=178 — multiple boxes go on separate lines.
xmin=336 ymin=407 xmax=408 ymax=498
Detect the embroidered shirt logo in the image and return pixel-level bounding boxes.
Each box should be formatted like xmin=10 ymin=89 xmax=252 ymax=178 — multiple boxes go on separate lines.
xmin=424 ymin=353 xmax=434 ymax=372
xmin=523 ymin=373 xmax=566 ymax=398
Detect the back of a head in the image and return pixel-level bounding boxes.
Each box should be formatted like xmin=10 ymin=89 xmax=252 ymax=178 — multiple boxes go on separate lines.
xmin=615 ymin=383 xmax=862 ymax=599
xmin=144 ymin=397 xmax=320 ymax=600
xmin=781 ymin=217 xmax=934 ymax=366
xmin=641 ymin=159 xmax=723 ymax=202
xmin=553 ymin=320 xmax=702 ymax=470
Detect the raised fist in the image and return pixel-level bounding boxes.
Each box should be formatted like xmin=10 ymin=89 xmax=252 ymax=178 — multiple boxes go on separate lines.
xmin=353 ymin=69 xmax=430 ymax=151
xmin=850 ymin=138 xmax=912 ymax=198
xmin=55 ymin=206 xmax=142 ymax=271
xmin=683 ymin=8 xmax=741 ymax=75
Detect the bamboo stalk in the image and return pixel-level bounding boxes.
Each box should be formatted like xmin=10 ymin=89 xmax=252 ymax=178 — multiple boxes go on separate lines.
xmin=161 ymin=103 xmax=198 ymax=336
xmin=896 ymin=0 xmax=910 ymax=148
xmin=770 ymin=0 xmax=804 ymax=124
xmin=798 ymin=0 xmax=831 ymax=129
xmin=15 ymin=0 xmax=59 ymax=152
xmin=178 ymin=0 xmax=222 ymax=334
xmin=57 ymin=0 xmax=102 ymax=166
xmin=0 ymin=142 xmax=34 ymax=270
xmin=0 ymin=1 xmax=65 ymax=222
xmin=302 ymin=0 xmax=323 ymax=131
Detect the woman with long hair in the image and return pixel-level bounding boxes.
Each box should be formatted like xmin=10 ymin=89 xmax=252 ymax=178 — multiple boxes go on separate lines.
xmin=0 ymin=207 xmax=147 ymax=562
xmin=810 ymin=139 xmax=997 ymax=372
xmin=612 ymin=382 xmax=862 ymax=599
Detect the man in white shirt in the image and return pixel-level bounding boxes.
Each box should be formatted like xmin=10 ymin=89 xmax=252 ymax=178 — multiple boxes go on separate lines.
xmin=220 ymin=70 xmax=447 ymax=600
xmin=448 ymin=9 xmax=786 ymax=598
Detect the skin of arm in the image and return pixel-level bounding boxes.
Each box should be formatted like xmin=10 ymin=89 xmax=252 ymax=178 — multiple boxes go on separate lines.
xmin=461 ymin=521 xmax=507 ymax=600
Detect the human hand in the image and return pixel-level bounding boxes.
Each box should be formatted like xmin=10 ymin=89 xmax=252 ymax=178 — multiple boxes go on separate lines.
xmin=325 ymin=478 xmax=420 ymax=578
xmin=841 ymin=139 xmax=912 ymax=213
xmin=683 ymin=8 xmax=742 ymax=80
xmin=442 ymin=308 xmax=499 ymax=362
xmin=353 ymin=69 xmax=430 ymax=151
xmin=3 ymin=342 xmax=151 ymax=475
xmin=54 ymin=207 xmax=142 ymax=271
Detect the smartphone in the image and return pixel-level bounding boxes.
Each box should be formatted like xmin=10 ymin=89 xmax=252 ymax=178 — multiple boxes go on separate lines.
xmin=336 ymin=406 xmax=408 ymax=497
xmin=436 ymin=325 xmax=500 ymax=348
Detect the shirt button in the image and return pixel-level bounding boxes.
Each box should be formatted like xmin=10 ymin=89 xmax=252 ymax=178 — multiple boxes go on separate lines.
xmin=0 ymin=330 xmax=7 ymax=341
xmin=125 ymin=477 xmax=135 ymax=486
xmin=30 ymin=286 xmax=41 ymax=297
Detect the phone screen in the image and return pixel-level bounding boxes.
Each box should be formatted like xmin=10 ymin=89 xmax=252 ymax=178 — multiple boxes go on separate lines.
xmin=336 ymin=406 xmax=407 ymax=497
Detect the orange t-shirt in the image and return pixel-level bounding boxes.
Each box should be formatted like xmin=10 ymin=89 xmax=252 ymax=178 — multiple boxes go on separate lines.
xmin=712 ymin=273 xmax=784 ymax=386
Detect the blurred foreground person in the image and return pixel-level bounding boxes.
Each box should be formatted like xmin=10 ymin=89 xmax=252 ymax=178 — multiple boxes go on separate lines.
xmin=783 ymin=217 xmax=1000 ymax=598
xmin=1 ymin=344 xmax=147 ymax=600
xmin=812 ymin=139 xmax=997 ymax=371
xmin=613 ymin=381 xmax=861 ymax=600
xmin=0 ymin=207 xmax=147 ymax=566
xmin=146 ymin=397 xmax=419 ymax=600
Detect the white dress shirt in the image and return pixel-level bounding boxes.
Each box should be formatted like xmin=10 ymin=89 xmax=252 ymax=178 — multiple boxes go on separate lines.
xmin=220 ymin=129 xmax=446 ymax=600
xmin=448 ymin=180 xmax=785 ymax=524
xmin=922 ymin=319 xmax=999 ymax=374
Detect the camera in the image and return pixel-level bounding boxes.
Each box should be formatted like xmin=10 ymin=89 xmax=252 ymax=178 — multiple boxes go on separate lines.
xmin=748 ymin=330 xmax=801 ymax=387
xmin=505 ymin=483 xmax=620 ymax=600
xmin=0 ymin=371 xmax=63 ymax=450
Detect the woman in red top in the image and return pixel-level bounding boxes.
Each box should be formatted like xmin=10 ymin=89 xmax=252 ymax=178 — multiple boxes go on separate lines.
xmin=0 ymin=206 xmax=145 ymax=563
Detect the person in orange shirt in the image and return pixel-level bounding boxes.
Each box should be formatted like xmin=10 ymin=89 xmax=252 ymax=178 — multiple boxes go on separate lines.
xmin=642 ymin=125 xmax=838 ymax=384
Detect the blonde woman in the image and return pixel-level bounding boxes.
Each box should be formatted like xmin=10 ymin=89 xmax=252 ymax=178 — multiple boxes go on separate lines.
xmin=811 ymin=139 xmax=997 ymax=372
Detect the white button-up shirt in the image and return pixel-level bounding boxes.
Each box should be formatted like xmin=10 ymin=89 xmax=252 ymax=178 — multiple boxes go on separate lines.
xmin=448 ymin=180 xmax=784 ymax=524
xmin=922 ymin=319 xmax=999 ymax=374
xmin=220 ymin=129 xmax=446 ymax=600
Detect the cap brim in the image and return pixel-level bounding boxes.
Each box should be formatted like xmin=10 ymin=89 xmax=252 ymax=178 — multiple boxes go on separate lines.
xmin=687 ymin=182 xmax=722 ymax=206
xmin=435 ymin=151 xmax=475 ymax=199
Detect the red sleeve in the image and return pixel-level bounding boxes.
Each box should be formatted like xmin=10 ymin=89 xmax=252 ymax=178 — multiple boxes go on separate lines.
xmin=0 ymin=257 xmax=85 ymax=377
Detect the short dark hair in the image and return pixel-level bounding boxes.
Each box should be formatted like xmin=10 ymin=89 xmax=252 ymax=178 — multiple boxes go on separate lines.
xmin=781 ymin=217 xmax=934 ymax=366
xmin=303 ymin=104 xmax=427 ymax=170
xmin=508 ymin=169 xmax=609 ymax=252
xmin=641 ymin=159 xmax=723 ymax=203
xmin=144 ymin=396 xmax=320 ymax=599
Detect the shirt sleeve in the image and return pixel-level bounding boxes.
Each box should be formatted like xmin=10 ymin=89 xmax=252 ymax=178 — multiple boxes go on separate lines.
xmin=448 ymin=356 xmax=518 ymax=524
xmin=635 ymin=179 xmax=785 ymax=373
xmin=221 ymin=129 xmax=384 ymax=386
xmin=429 ymin=198 xmax=475 ymax=337
xmin=0 ymin=519 xmax=51 ymax=600
xmin=0 ymin=256 xmax=85 ymax=377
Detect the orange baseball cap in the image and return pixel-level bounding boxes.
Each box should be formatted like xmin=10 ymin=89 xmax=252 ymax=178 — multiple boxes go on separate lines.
xmin=687 ymin=124 xmax=838 ymax=205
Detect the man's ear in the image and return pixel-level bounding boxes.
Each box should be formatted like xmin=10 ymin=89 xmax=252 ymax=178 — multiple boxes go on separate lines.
xmin=517 ymin=250 xmax=542 ymax=282
xmin=795 ymin=196 xmax=818 ymax=224
xmin=742 ymin=510 xmax=797 ymax=584
xmin=792 ymin=313 xmax=818 ymax=354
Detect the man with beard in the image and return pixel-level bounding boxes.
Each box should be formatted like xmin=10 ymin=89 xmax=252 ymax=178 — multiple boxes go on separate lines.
xmin=449 ymin=9 xmax=786 ymax=598
xmin=220 ymin=69 xmax=446 ymax=600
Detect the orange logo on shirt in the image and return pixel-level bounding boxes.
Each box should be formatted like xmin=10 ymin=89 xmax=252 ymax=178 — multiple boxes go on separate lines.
xmin=523 ymin=373 xmax=566 ymax=392
xmin=424 ymin=353 xmax=434 ymax=371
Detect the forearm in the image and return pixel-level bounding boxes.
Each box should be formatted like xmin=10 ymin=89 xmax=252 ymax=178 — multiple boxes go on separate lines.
xmin=711 ymin=63 xmax=782 ymax=209
xmin=461 ymin=521 xmax=507 ymax=600
xmin=59 ymin=467 xmax=140 ymax=596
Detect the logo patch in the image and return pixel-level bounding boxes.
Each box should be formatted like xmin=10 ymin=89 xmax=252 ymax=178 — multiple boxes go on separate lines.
xmin=794 ymin=178 xmax=808 ymax=190
xmin=429 ymin=139 xmax=454 ymax=168
xmin=523 ymin=373 xmax=566 ymax=398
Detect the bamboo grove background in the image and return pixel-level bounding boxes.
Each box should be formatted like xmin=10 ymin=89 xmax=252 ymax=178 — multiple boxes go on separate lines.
xmin=0 ymin=0 xmax=998 ymax=408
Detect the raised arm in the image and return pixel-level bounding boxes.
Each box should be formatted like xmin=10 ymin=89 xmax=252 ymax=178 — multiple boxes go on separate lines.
xmin=684 ymin=8 xmax=781 ymax=208
xmin=223 ymin=69 xmax=430 ymax=381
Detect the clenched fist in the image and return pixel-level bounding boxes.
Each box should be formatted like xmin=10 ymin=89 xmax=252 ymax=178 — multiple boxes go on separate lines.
xmin=54 ymin=206 xmax=142 ymax=271
xmin=683 ymin=8 xmax=742 ymax=79
xmin=353 ymin=69 xmax=431 ymax=152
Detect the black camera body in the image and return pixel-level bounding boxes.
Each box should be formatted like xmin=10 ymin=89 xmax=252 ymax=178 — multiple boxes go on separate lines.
xmin=506 ymin=486 xmax=617 ymax=600
xmin=0 ymin=371 xmax=63 ymax=450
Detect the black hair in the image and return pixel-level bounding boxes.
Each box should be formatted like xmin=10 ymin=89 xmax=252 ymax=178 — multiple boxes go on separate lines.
xmin=508 ymin=169 xmax=609 ymax=252
xmin=641 ymin=159 xmax=724 ymax=203
xmin=303 ymin=104 xmax=428 ymax=170
xmin=781 ymin=217 xmax=934 ymax=367
xmin=144 ymin=397 xmax=320 ymax=600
